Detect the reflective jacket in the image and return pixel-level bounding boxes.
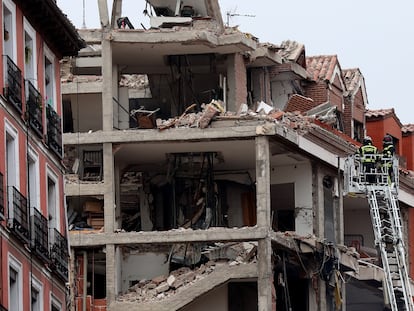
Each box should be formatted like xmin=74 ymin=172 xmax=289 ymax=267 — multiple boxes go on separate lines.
xmin=382 ymin=144 xmax=395 ymax=157
xmin=358 ymin=144 xmax=378 ymax=163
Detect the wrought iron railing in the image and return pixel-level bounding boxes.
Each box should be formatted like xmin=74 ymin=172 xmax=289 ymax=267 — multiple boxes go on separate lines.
xmin=50 ymin=228 xmax=68 ymax=281
xmin=3 ymin=55 xmax=22 ymax=113
xmin=46 ymin=105 xmax=62 ymax=158
xmin=26 ymin=80 xmax=43 ymax=138
xmin=31 ymin=207 xmax=50 ymax=263
xmin=0 ymin=173 xmax=4 ymax=219
xmin=7 ymin=186 xmax=29 ymax=244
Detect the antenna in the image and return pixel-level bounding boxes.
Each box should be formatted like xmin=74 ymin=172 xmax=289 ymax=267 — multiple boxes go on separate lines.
xmin=82 ymin=0 xmax=86 ymax=28
xmin=226 ymin=11 xmax=255 ymax=27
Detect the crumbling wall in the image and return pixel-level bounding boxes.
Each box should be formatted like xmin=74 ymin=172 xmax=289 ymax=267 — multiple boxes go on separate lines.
xmin=271 ymin=162 xmax=313 ymax=235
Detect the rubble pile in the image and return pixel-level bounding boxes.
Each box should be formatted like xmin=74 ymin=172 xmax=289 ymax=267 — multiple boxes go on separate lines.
xmin=154 ymin=99 xmax=317 ymax=133
xmin=118 ymin=262 xmax=216 ymax=303
xmin=117 ymin=242 xmax=257 ymax=303
xmin=119 ymin=74 xmax=149 ymax=89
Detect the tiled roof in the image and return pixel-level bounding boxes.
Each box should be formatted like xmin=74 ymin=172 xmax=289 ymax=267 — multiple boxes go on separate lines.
xmin=365 ymin=108 xmax=395 ymax=118
xmin=402 ymin=124 xmax=414 ymax=133
xmin=306 ymin=55 xmax=338 ymax=81
xmin=343 ymin=68 xmax=362 ymax=94
xmin=277 ymin=40 xmax=305 ymax=62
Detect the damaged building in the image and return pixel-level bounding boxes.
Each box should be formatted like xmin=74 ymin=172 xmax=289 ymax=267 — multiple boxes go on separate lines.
xmin=61 ymin=0 xmax=414 ymax=310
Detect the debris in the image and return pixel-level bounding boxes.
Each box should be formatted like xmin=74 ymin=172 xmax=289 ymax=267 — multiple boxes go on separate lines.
xmin=256 ymin=101 xmax=274 ymax=114
xmin=158 ymin=104 xmax=197 ymax=130
xmin=116 ymin=242 xmax=258 ymax=303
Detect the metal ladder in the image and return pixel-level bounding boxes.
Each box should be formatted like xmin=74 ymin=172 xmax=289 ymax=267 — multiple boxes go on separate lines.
xmin=344 ymin=154 xmax=414 ymax=310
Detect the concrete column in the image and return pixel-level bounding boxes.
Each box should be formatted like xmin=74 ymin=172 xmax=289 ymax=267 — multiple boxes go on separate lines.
xmin=105 ymin=244 xmax=116 ymax=305
xmin=258 ymin=237 xmax=273 ymax=311
xmin=111 ymin=0 xmax=123 ymax=28
xmin=101 ymin=38 xmax=113 ymax=132
xmin=255 ymin=135 xmax=271 ymax=228
xmin=97 ymin=0 xmax=110 ymax=28
xmin=103 ymin=142 xmax=115 ymax=233
xmin=226 ymin=53 xmax=247 ymax=112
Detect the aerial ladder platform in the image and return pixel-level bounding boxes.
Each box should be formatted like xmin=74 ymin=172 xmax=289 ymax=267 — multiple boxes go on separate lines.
xmin=344 ymin=154 xmax=414 ymax=310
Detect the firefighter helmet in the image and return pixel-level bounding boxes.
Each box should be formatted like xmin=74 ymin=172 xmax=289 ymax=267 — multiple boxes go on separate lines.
xmin=383 ymin=134 xmax=393 ymax=146
xmin=363 ymin=136 xmax=372 ymax=145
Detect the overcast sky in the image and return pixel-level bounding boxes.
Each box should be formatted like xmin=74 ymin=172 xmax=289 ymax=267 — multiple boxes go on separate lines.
xmin=57 ymin=0 xmax=414 ymax=125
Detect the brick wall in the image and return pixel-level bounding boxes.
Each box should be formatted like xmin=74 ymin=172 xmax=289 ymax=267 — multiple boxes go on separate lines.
xmin=353 ymin=88 xmax=365 ymax=122
xmin=304 ymin=82 xmax=328 ymax=106
xmin=366 ymin=116 xmax=402 ymax=154
xmin=402 ymin=133 xmax=414 ymax=170
xmin=343 ymin=97 xmax=352 ymax=137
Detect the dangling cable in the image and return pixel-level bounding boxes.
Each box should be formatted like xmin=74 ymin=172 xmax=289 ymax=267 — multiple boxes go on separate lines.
xmin=282 ymin=252 xmax=292 ymax=311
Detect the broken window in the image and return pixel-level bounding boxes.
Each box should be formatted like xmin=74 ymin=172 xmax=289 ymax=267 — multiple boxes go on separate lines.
xmin=271 ymin=183 xmax=295 ymax=232
xmin=67 ymin=196 xmax=104 ymax=231
xmin=81 ymin=150 xmax=103 ymax=181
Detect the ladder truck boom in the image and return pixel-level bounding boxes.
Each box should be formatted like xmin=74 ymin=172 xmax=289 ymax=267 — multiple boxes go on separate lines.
xmin=344 ymin=154 xmax=414 ymax=311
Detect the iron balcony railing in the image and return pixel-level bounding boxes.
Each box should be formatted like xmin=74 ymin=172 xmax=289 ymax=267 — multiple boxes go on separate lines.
xmin=0 ymin=173 xmax=4 ymax=219
xmin=26 ymin=80 xmax=43 ymax=138
xmin=7 ymin=186 xmax=30 ymax=244
xmin=50 ymin=228 xmax=68 ymax=281
xmin=3 ymin=55 xmax=22 ymax=113
xmin=46 ymin=105 xmax=62 ymax=158
xmin=31 ymin=207 xmax=50 ymax=263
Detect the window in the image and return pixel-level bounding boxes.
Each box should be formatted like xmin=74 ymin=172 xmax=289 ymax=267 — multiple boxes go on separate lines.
xmin=44 ymin=46 xmax=56 ymax=109
xmin=3 ymin=0 xmax=16 ymax=60
xmin=5 ymin=121 xmax=19 ymax=189
xmin=8 ymin=255 xmax=22 ymax=311
xmin=31 ymin=276 xmax=43 ymax=311
xmin=47 ymin=169 xmax=60 ymax=242
xmin=50 ymin=295 xmax=62 ymax=311
xmin=24 ymin=18 xmax=37 ymax=85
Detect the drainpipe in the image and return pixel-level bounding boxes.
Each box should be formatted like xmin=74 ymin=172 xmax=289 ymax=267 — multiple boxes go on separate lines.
xmin=83 ymin=251 xmax=87 ymax=311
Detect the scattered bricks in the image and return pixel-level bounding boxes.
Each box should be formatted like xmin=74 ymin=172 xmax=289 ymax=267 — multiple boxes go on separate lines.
xmin=144 ymin=282 xmax=157 ymax=291
xmin=152 ymin=275 xmax=167 ymax=285
xmin=205 ymin=260 xmax=216 ymax=267
xmin=270 ymin=110 xmax=284 ymax=120
xmin=171 ymin=278 xmax=184 ymax=290
xmin=182 ymin=271 xmax=196 ymax=283
xmin=171 ymin=267 xmax=191 ymax=277
xmin=197 ymin=264 xmax=206 ymax=274
xmin=167 ymin=275 xmax=176 ymax=287
xmin=155 ymin=282 xmax=170 ymax=294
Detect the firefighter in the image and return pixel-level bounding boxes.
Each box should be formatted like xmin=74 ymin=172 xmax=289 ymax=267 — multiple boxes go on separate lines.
xmin=357 ymin=136 xmax=378 ymax=183
xmin=382 ymin=134 xmax=395 ymax=183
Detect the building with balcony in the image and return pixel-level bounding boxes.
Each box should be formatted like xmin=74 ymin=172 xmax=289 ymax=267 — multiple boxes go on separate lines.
xmin=0 ymin=0 xmax=84 ymax=310
xmin=61 ymin=0 xmax=414 ymax=310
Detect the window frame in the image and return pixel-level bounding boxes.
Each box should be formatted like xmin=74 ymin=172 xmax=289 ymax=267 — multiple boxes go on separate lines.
xmin=30 ymin=274 xmax=44 ymax=311
xmin=23 ymin=17 xmax=38 ymax=87
xmin=2 ymin=0 xmax=17 ymax=62
xmin=43 ymin=45 xmax=56 ymax=110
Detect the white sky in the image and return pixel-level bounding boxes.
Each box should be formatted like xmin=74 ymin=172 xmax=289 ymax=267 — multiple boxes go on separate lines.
xmin=57 ymin=0 xmax=414 ymax=124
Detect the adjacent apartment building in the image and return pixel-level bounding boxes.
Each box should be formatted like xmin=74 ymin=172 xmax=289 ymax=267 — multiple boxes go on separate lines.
xmin=60 ymin=0 xmax=414 ymax=310
xmin=0 ymin=0 xmax=84 ymax=310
